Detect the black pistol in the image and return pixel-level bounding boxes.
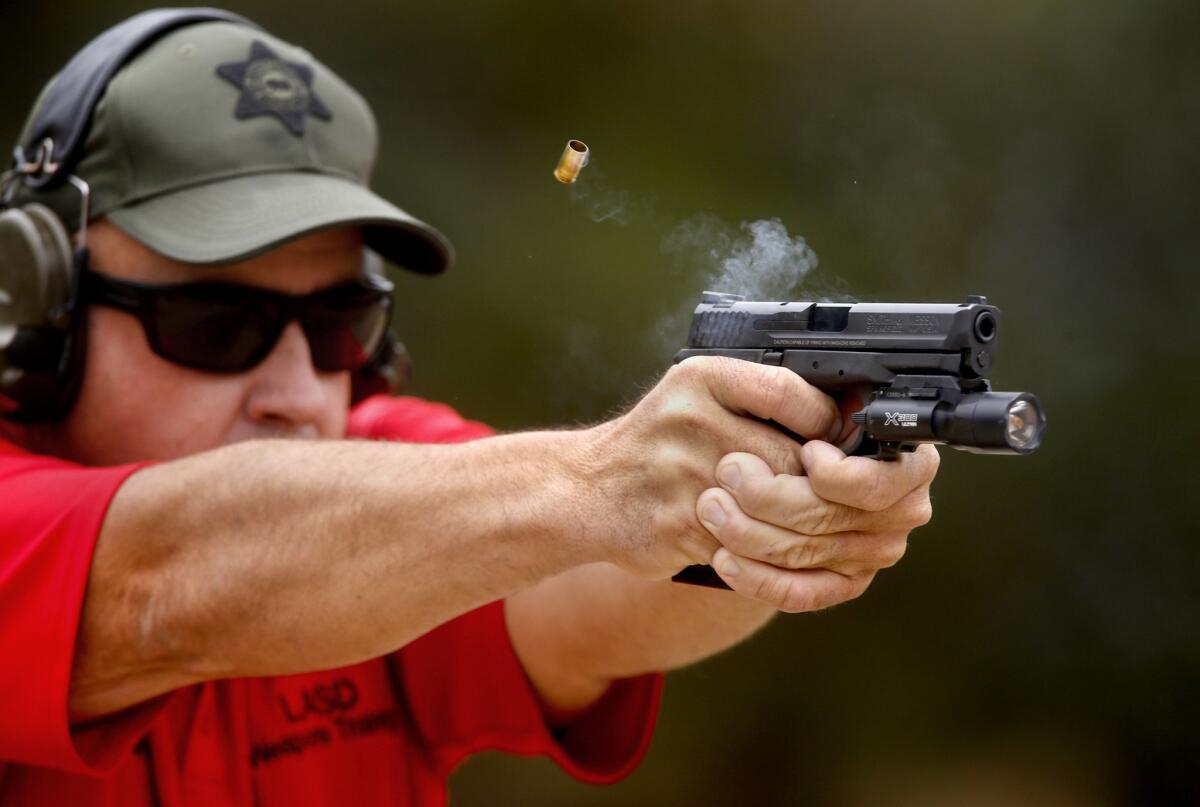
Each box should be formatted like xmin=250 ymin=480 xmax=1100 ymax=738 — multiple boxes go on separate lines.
xmin=673 ymin=291 xmax=1046 ymax=589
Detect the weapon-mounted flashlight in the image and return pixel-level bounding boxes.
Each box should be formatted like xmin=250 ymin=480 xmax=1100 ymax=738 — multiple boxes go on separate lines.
xmin=852 ymin=391 xmax=1046 ymax=455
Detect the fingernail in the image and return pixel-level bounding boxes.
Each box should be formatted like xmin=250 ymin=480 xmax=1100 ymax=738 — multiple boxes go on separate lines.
xmin=717 ymin=462 xmax=742 ymax=491
xmin=701 ymin=500 xmax=727 ymax=528
xmin=715 ymin=551 xmax=740 ymax=579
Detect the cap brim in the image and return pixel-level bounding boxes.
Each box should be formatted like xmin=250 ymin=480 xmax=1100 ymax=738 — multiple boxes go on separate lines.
xmin=106 ymin=172 xmax=453 ymax=274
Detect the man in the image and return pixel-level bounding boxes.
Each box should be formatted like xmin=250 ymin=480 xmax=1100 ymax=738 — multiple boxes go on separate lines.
xmin=0 ymin=12 xmax=938 ymax=806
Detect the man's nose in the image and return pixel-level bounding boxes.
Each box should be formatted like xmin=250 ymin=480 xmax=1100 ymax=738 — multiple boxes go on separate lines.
xmin=243 ymin=321 xmax=338 ymax=431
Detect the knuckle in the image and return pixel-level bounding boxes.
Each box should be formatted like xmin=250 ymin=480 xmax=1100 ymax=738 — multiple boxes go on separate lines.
xmin=664 ymin=358 xmax=723 ymax=400
xmin=653 ymin=505 xmax=694 ymax=543
xmin=858 ymin=470 xmax=893 ymax=512
xmin=749 ymin=570 xmax=785 ymax=608
xmin=924 ymin=445 xmax=942 ymax=479
xmin=799 ymin=387 xmax=835 ymax=433
xmin=910 ymin=495 xmax=934 ymax=528
xmin=709 ymin=356 xmax=744 ymax=392
xmin=754 ymin=367 xmax=791 ymax=421
xmin=759 ymin=538 xmax=787 ymax=564
xmin=832 ymin=561 xmax=865 ymax=578
xmin=747 ymin=571 xmax=775 ymax=604
xmin=880 ymin=537 xmax=909 ymax=569
xmin=782 ymin=538 xmax=823 ymax=570
xmin=765 ymin=442 xmax=803 ymax=478
xmin=661 ymin=399 xmax=707 ymax=431
xmin=716 ymin=509 xmax=752 ymax=552
xmin=780 ymin=451 xmax=803 ymax=477
xmin=680 ymin=529 xmax=719 ymax=564
xmin=667 ymin=357 xmax=704 ymax=385
xmin=651 ymin=444 xmax=698 ymax=486
xmin=798 ymin=504 xmax=839 ymax=536
xmin=736 ymin=474 xmax=777 ymax=518
xmin=844 ymin=574 xmax=874 ymax=602
xmin=778 ymin=580 xmax=817 ymax=613
xmin=678 ymin=454 xmax=713 ymax=489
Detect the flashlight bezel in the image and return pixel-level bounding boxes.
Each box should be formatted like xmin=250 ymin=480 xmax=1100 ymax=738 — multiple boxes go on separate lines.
xmin=1004 ymin=397 xmax=1043 ymax=452
xmin=943 ymin=391 xmax=1045 ymax=455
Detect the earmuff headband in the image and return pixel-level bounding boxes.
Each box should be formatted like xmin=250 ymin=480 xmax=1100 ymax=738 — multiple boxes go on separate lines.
xmin=14 ymin=7 xmax=259 ymax=190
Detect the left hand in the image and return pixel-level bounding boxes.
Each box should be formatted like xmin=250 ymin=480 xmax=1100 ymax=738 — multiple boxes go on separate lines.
xmin=695 ymin=441 xmax=940 ymax=612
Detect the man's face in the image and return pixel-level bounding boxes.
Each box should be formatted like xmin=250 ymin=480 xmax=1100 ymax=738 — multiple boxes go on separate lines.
xmin=32 ymin=220 xmax=364 ymax=466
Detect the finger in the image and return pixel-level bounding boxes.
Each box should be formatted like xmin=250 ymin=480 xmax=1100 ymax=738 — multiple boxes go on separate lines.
xmin=832 ymin=388 xmax=870 ymax=449
xmin=800 ymin=441 xmax=941 ymax=512
xmin=710 ymin=547 xmax=874 ymax=613
xmin=713 ymin=452 xmax=885 ymax=535
xmin=676 ymin=356 xmax=840 ymax=442
xmin=697 ymin=488 xmax=909 ymax=574
xmin=703 ymin=410 xmax=806 ymax=478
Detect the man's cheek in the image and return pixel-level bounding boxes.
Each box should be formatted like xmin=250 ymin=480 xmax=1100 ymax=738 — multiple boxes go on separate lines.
xmin=99 ymin=380 xmax=243 ymax=463
xmin=70 ymin=313 xmax=246 ymax=462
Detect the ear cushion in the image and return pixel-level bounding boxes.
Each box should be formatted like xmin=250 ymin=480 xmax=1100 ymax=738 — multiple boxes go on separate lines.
xmin=21 ymin=203 xmax=75 ymax=323
xmin=0 ymin=207 xmax=52 ymax=342
xmin=0 ymin=205 xmax=82 ymax=420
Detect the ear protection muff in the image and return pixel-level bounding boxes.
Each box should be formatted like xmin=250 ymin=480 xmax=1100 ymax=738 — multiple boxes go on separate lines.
xmin=0 ymin=200 xmax=87 ymax=420
xmin=1 ymin=7 xmax=410 ymax=420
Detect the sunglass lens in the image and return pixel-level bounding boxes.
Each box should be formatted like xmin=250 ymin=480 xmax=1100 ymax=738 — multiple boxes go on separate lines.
xmin=304 ymin=295 xmax=390 ymax=372
xmin=152 ymin=287 xmax=277 ymax=372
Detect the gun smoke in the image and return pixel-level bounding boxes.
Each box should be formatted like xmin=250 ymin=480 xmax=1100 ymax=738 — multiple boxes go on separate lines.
xmin=655 ymin=214 xmax=830 ymax=359
xmin=662 ymin=214 xmax=819 ymax=300
xmin=562 ymin=155 xmax=822 ymax=301
xmin=568 ymin=178 xmax=823 ymax=302
xmin=552 ymin=166 xmax=845 ymax=415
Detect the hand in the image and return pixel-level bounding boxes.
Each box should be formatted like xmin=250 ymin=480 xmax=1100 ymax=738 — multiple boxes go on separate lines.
xmin=695 ymin=441 xmax=939 ymax=612
xmin=573 ymin=356 xmax=841 ymax=578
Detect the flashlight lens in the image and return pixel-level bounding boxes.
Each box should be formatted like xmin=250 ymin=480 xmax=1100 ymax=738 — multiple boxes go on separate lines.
xmin=1005 ymin=399 xmax=1042 ymax=450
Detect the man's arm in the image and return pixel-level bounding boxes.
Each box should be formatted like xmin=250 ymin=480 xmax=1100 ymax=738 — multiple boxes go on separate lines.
xmin=71 ymin=357 xmax=922 ymax=720
xmin=71 ymin=430 xmax=597 ymax=718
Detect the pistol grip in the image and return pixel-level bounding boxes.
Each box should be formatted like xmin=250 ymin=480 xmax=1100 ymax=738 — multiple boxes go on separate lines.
xmin=671 ymin=564 xmax=732 ymax=590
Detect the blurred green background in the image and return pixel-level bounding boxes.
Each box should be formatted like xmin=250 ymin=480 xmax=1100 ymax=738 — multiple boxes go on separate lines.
xmin=5 ymin=1 xmax=1198 ymax=804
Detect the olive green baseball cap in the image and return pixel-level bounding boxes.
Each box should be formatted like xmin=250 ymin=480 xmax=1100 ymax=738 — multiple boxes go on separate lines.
xmin=17 ymin=20 xmax=452 ymax=274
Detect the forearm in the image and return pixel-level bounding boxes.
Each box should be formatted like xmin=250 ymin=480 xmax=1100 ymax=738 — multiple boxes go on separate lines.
xmin=507 ymin=563 xmax=776 ymax=710
xmin=72 ymin=432 xmax=596 ymax=717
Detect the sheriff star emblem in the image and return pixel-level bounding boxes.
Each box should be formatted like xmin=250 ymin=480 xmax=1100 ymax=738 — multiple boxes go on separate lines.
xmin=216 ymin=41 xmax=332 ymax=136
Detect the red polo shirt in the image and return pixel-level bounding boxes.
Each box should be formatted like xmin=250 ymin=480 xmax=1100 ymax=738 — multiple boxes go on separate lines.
xmin=0 ymin=396 xmax=661 ymax=805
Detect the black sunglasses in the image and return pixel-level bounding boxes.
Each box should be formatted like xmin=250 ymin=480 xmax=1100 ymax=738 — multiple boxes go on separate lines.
xmin=80 ymin=268 xmax=394 ymax=374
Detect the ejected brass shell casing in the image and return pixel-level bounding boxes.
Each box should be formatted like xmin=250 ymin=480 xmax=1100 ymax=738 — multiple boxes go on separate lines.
xmin=553 ymin=140 xmax=589 ymax=183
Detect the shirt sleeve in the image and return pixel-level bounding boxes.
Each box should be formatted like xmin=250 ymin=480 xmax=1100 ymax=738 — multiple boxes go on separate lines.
xmin=390 ymin=601 xmax=662 ymax=784
xmin=0 ymin=441 xmax=168 ymax=773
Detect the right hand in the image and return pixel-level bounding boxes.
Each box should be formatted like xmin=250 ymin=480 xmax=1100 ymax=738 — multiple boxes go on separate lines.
xmin=571 ymin=356 xmax=842 ymax=579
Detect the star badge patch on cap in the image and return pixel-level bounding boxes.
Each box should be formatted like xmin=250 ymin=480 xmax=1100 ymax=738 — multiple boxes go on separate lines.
xmin=216 ymin=41 xmax=332 ymax=136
